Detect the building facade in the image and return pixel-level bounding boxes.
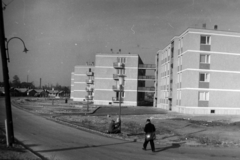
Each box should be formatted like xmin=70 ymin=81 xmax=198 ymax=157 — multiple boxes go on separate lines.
xmin=71 ymin=64 xmax=95 ymax=102
xmin=71 ymin=53 xmax=155 ymax=106
xmin=156 ymin=27 xmax=240 ymax=114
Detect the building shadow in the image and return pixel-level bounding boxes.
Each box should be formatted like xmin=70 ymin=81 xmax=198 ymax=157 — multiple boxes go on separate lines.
xmin=154 ymin=143 xmax=181 ymax=152
xmin=37 ymin=141 xmax=135 ymax=153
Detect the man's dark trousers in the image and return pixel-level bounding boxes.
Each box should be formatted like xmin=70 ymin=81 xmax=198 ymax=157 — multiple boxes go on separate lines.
xmin=143 ymin=139 xmax=155 ymax=151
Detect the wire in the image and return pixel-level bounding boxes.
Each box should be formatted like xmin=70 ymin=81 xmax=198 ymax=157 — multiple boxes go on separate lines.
xmin=2 ymin=0 xmax=14 ymax=10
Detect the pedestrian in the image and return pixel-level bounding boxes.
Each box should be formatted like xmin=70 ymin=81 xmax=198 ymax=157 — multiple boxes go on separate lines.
xmin=142 ymin=119 xmax=156 ymax=152
xmin=107 ymin=119 xmax=121 ymax=134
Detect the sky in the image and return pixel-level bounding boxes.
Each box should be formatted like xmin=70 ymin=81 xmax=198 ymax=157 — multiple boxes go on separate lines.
xmin=1 ymin=0 xmax=240 ymax=87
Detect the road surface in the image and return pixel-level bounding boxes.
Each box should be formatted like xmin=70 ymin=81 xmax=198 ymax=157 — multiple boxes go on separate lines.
xmin=0 ymin=98 xmax=239 ymax=160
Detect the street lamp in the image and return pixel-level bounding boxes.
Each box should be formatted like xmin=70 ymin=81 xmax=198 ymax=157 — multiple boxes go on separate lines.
xmin=118 ymin=86 xmax=122 ymax=132
xmin=0 ymin=37 xmax=28 ymax=147
xmin=6 ymin=37 xmax=28 ymax=62
xmin=118 ymin=76 xmax=124 ymax=133
xmin=0 ymin=1 xmax=28 ymax=146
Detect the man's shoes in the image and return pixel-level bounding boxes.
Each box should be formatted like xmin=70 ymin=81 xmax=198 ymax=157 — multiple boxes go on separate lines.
xmin=152 ymin=150 xmax=155 ymax=152
xmin=142 ymin=148 xmax=146 ymax=151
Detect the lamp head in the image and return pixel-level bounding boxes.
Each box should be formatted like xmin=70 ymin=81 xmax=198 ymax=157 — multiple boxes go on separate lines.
xmin=23 ymin=47 xmax=29 ymax=53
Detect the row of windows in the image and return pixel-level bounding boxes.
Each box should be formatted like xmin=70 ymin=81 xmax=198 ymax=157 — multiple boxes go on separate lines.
xmin=175 ymin=91 xmax=209 ymax=104
xmin=116 ymin=91 xmax=125 ymax=98
xmin=176 ymin=72 xmax=210 ymax=86
xmin=161 ymin=91 xmax=209 ymax=105
xmin=117 ymin=57 xmax=127 ymax=63
xmin=161 ymin=34 xmax=210 ymax=64
xmin=117 ymin=69 xmax=125 ymax=75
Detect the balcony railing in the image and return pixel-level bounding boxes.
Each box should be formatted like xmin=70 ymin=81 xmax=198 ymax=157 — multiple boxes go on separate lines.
xmin=85 ymin=95 xmax=93 ymax=100
xmin=112 ymin=85 xmax=124 ymax=91
xmin=113 ymin=74 xmax=125 ymax=80
xmin=86 ymin=71 xmax=94 ymax=76
xmin=86 ymin=79 xmax=94 ymax=84
xmin=113 ymin=62 xmax=125 ymax=69
xmin=86 ymin=87 xmax=94 ymax=92
xmin=113 ymin=74 xmax=119 ymax=80
xmin=138 ymin=75 xmax=155 ymax=80
xmin=138 ymin=87 xmax=155 ymax=92
xmin=138 ymin=64 xmax=156 ymax=69
xmin=112 ymin=97 xmax=123 ymax=103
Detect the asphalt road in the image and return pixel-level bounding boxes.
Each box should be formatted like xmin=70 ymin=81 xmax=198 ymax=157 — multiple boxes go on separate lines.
xmin=0 ymin=98 xmax=240 ymax=160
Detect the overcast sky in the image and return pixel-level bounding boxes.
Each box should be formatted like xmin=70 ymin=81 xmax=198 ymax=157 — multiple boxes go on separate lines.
xmin=1 ymin=0 xmax=240 ymax=87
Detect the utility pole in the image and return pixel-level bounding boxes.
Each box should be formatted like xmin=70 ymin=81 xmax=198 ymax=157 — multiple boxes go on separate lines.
xmin=118 ymin=85 xmax=122 ymax=133
xmin=0 ymin=0 xmax=14 ymax=146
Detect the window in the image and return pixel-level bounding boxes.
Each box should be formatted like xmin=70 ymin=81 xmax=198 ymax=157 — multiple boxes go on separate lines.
xmin=116 ymin=91 xmax=124 ymax=98
xmin=179 ymin=73 xmax=182 ymax=82
xmin=199 ymin=73 xmax=210 ymax=82
xmin=200 ymin=35 xmax=211 ymax=45
xmin=200 ymin=54 xmax=210 ymax=63
xmin=117 ymin=57 xmax=126 ymax=63
xmin=199 ymin=92 xmax=209 ymax=101
xmin=117 ymin=69 xmax=125 ymax=75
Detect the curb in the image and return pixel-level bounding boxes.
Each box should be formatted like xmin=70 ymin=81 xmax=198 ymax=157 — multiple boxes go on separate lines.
xmin=0 ymin=128 xmax=46 ymax=160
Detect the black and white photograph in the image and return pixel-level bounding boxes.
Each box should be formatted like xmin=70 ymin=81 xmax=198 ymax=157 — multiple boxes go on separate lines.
xmin=1 ymin=0 xmax=240 ymax=159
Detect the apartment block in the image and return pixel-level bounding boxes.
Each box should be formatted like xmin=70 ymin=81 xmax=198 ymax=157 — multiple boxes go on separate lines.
xmin=71 ymin=64 xmax=95 ymax=102
xmin=156 ymin=26 xmax=240 ymax=115
xmin=71 ymin=53 xmax=155 ymax=106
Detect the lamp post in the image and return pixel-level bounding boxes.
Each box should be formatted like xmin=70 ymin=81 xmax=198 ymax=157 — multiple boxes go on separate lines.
xmin=118 ymin=86 xmax=122 ymax=132
xmin=6 ymin=37 xmax=28 ymax=62
xmin=0 ymin=0 xmax=28 ymax=146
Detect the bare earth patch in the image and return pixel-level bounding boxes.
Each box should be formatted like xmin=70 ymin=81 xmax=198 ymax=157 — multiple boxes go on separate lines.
xmin=12 ymin=98 xmax=240 ymax=148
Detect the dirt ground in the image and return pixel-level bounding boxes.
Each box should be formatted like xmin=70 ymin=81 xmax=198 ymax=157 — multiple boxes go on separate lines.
xmin=10 ymin=98 xmax=240 ymax=149
xmin=2 ymin=97 xmax=240 ymax=159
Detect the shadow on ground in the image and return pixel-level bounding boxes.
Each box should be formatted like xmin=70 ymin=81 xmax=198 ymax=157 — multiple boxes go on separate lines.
xmin=37 ymin=141 xmax=135 ymax=153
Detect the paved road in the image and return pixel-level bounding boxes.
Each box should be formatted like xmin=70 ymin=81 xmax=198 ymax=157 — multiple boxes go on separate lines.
xmin=0 ymin=98 xmax=240 ymax=160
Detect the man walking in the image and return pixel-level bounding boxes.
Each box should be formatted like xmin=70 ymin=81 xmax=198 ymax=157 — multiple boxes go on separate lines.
xmin=143 ymin=119 xmax=156 ymax=152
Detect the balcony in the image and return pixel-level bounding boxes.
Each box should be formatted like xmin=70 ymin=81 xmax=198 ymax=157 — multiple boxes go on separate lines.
xmin=86 ymin=79 xmax=94 ymax=84
xmin=113 ymin=74 xmax=125 ymax=80
xmin=138 ymin=75 xmax=155 ymax=80
xmin=86 ymin=71 xmax=94 ymax=76
xmin=138 ymin=64 xmax=156 ymax=70
xmin=113 ymin=62 xmax=125 ymax=69
xmin=85 ymin=95 xmax=93 ymax=100
xmin=138 ymin=87 xmax=155 ymax=92
xmin=112 ymin=97 xmax=123 ymax=103
xmin=86 ymin=87 xmax=94 ymax=92
xmin=112 ymin=85 xmax=124 ymax=91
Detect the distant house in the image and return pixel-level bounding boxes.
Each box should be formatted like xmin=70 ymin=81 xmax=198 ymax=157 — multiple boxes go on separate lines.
xmin=10 ymin=87 xmax=21 ymax=96
xmin=48 ymin=89 xmax=59 ymax=97
xmin=34 ymin=89 xmax=49 ymax=97
xmin=27 ymin=89 xmax=37 ymax=97
xmin=14 ymin=88 xmax=28 ymax=96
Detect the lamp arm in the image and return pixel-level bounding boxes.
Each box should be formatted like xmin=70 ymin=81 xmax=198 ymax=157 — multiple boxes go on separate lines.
xmin=5 ymin=37 xmax=28 ymax=62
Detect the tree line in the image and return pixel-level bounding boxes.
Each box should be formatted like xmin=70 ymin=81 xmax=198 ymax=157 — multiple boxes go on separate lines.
xmin=0 ymin=75 xmax=70 ymax=93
